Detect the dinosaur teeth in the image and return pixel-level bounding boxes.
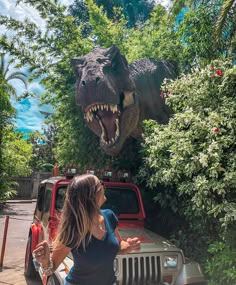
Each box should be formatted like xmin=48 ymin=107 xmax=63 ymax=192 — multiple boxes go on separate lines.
xmin=87 ymin=103 xmax=118 ymax=114
xmin=110 ymin=105 xmax=117 ymax=113
xmin=85 ymin=104 xmax=120 ymax=145
xmin=86 ymin=110 xmax=93 ymax=122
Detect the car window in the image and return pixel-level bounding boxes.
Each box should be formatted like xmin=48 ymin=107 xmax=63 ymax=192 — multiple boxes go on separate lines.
xmin=102 ymin=187 xmax=139 ymax=215
xmin=43 ymin=189 xmax=52 ymax=213
xmin=42 ymin=184 xmax=53 ymax=227
xmin=35 ymin=184 xmax=45 ymax=220
xmin=55 ymin=186 xmax=67 ymax=212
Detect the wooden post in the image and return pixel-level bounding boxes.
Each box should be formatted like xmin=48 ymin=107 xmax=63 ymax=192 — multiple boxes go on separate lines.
xmin=53 ymin=163 xmax=60 ymax=177
xmin=0 ymin=215 xmax=10 ymax=272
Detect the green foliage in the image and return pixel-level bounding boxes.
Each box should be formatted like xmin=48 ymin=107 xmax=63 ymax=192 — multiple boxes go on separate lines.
xmin=139 ymin=60 xmax=236 ymax=263
xmin=206 ymin=239 xmax=236 ymax=285
xmin=0 ymin=127 xmax=32 ymax=201
xmin=141 ymin=60 xmax=236 ymax=223
xmin=170 ymin=0 xmax=236 ymax=45
xmin=69 ymin=0 xmax=154 ymax=33
xmin=27 ymin=126 xmax=57 ymax=172
xmin=123 ymin=5 xmax=181 ymax=62
xmin=2 ymin=128 xmax=32 ymax=177
xmin=85 ymin=0 xmax=128 ymax=49
xmin=0 ymin=51 xmax=30 ymax=201
xmin=53 ymin=88 xmax=109 ymax=168
xmin=170 ymin=1 xmax=236 ymax=68
xmin=176 ymin=5 xmax=223 ymax=67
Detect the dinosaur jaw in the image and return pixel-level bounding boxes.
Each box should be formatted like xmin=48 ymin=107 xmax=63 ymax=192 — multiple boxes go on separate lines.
xmin=84 ymin=91 xmax=137 ymax=151
xmin=85 ymin=103 xmax=121 ymax=146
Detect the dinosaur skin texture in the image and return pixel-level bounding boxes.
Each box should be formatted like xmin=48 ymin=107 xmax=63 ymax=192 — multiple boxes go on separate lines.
xmin=72 ymin=45 xmax=177 ymax=156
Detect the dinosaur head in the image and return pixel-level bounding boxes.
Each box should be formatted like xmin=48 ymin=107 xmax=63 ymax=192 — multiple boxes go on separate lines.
xmin=72 ymin=46 xmax=139 ymax=156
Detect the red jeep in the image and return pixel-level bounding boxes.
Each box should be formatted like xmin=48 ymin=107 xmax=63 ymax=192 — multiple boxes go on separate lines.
xmin=24 ymin=168 xmax=207 ymax=285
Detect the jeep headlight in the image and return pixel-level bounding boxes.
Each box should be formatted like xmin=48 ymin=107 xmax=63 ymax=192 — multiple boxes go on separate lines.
xmin=164 ymin=256 xmax=178 ymax=268
xmin=113 ymin=258 xmax=119 ymax=275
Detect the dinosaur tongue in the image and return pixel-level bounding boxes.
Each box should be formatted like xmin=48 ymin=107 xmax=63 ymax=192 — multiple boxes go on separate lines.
xmin=97 ymin=110 xmax=116 ymax=142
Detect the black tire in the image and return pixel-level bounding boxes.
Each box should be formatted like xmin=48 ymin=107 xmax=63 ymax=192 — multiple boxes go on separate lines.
xmin=47 ymin=275 xmax=60 ymax=285
xmin=24 ymin=235 xmax=38 ymax=278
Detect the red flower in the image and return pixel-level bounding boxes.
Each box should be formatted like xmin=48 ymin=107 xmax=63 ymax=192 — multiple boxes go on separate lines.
xmin=215 ymin=69 xmax=223 ymax=76
xmin=160 ymin=93 xmax=165 ymax=99
xmin=167 ymin=90 xmax=171 ymax=95
xmin=214 ymin=128 xmax=220 ymax=133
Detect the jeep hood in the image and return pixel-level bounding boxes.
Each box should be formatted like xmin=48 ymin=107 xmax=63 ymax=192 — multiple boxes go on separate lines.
xmin=118 ymin=226 xmax=181 ymax=253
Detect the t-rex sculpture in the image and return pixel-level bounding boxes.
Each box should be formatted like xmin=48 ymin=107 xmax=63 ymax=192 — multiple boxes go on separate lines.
xmin=72 ymin=45 xmax=177 ymax=156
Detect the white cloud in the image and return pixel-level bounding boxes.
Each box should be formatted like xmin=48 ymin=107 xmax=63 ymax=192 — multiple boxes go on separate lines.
xmin=0 ymin=0 xmax=45 ymax=28
xmin=155 ymin=0 xmax=171 ymax=8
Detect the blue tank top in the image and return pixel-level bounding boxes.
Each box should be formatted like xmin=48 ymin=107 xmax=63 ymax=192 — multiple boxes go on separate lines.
xmin=65 ymin=209 xmax=119 ymax=285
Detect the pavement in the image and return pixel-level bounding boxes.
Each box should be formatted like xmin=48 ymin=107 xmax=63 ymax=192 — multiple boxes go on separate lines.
xmin=0 ymin=200 xmax=42 ymax=285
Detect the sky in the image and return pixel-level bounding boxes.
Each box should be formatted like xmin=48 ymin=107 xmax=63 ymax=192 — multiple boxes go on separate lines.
xmin=0 ymin=0 xmax=170 ymax=134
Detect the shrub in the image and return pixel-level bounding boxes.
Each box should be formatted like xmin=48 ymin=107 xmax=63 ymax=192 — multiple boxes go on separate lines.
xmin=138 ymin=60 xmax=236 ymax=267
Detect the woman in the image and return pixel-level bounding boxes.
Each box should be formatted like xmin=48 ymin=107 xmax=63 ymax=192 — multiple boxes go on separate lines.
xmin=33 ymin=174 xmax=141 ymax=285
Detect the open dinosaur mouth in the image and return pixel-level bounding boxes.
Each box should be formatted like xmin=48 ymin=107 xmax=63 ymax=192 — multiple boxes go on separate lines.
xmin=85 ymin=104 xmax=120 ymax=146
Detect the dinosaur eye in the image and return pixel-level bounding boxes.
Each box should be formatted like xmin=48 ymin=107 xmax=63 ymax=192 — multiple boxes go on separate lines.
xmin=96 ymin=58 xmax=104 ymax=64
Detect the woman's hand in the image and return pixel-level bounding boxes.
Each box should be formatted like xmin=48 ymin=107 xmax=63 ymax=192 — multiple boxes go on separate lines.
xmin=119 ymin=237 xmax=141 ymax=254
xmin=115 ymin=228 xmax=141 ymax=254
xmin=126 ymin=237 xmax=141 ymax=252
xmin=33 ymin=240 xmax=50 ymax=267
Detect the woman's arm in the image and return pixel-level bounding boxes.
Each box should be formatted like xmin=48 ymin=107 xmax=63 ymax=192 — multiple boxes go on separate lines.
xmin=33 ymin=240 xmax=71 ymax=275
xmin=115 ymin=228 xmax=141 ymax=255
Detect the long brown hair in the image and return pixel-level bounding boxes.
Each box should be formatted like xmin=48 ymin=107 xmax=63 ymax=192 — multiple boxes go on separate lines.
xmin=54 ymin=174 xmax=100 ymax=249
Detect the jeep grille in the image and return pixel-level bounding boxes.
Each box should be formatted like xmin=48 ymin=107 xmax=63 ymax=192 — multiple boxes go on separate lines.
xmin=118 ymin=254 xmax=161 ymax=285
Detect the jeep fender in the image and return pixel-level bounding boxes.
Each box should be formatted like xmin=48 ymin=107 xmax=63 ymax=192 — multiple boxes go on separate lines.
xmin=175 ymin=261 xmax=207 ymax=285
xmin=30 ymin=223 xmax=44 ymax=251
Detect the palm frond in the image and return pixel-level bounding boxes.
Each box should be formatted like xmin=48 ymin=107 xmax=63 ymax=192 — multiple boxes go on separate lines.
xmin=6 ymin=72 xmax=28 ymax=88
xmin=215 ymin=0 xmax=236 ymax=40
xmin=3 ymin=62 xmax=11 ymax=78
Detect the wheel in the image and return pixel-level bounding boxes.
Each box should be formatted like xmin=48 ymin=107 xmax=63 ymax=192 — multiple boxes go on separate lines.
xmin=47 ymin=275 xmax=60 ymax=285
xmin=24 ymin=235 xmax=38 ymax=278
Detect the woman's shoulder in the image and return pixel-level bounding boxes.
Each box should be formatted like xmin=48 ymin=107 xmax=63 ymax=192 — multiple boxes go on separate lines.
xmin=101 ymin=209 xmax=118 ymax=221
xmin=101 ymin=208 xmax=114 ymax=217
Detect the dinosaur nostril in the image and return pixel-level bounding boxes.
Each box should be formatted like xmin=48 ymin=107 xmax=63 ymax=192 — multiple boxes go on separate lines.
xmin=82 ymin=80 xmax=86 ymax=86
xmin=96 ymin=77 xmax=100 ymax=84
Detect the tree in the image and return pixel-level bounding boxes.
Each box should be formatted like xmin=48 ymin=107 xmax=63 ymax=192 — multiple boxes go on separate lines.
xmin=69 ymin=0 xmax=155 ymax=34
xmin=0 ymin=51 xmax=30 ymax=201
xmin=215 ymin=0 xmax=236 ymax=41
xmin=139 ymin=60 xmax=236 ymax=281
xmin=26 ymin=121 xmax=61 ymax=172
xmin=0 ymin=126 xmax=32 ymax=201
xmin=0 ymin=52 xmax=28 ymax=98
xmin=0 ymin=80 xmax=15 ymax=200
xmin=170 ymin=0 xmax=236 ymax=48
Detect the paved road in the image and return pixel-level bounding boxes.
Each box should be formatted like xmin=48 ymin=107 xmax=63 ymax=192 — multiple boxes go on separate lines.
xmin=0 ymin=201 xmax=42 ymax=285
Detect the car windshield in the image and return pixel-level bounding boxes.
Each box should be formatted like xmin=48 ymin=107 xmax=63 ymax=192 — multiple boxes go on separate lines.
xmin=55 ymin=185 xmax=140 ymax=215
xmin=102 ymin=187 xmax=139 ymax=215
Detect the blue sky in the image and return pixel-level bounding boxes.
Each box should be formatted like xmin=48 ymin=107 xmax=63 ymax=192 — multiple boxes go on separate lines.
xmin=0 ymin=0 xmax=73 ymax=134
xmin=1 ymin=0 xmax=170 ymax=134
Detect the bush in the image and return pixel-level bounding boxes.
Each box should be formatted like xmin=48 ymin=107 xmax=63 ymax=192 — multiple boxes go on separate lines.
xmin=138 ymin=60 xmax=236 ymax=269
xmin=206 ymin=239 xmax=236 ymax=285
